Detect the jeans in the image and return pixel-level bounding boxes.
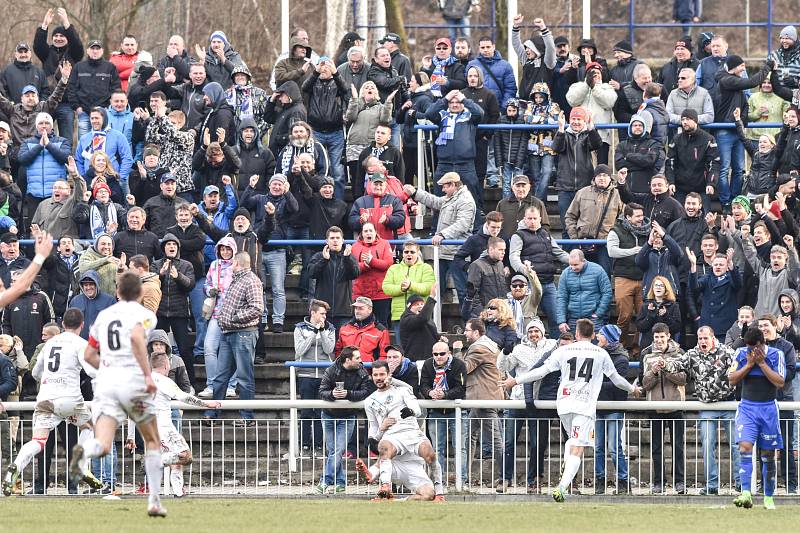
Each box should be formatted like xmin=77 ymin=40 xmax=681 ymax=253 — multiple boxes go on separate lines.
xmin=698 ymin=410 xmax=739 ymax=491
xmin=486 ymin=144 xmax=499 ymax=184
xmin=438 ymin=259 xmax=466 ymax=306
xmin=298 ymin=377 xmax=323 ymax=449
xmin=390 ymin=123 xmax=402 ymax=149
xmin=539 ymin=282 xmax=559 ymax=337
xmin=35 ymin=422 xmax=77 ymax=493
xmin=203 ymin=318 xmax=237 ymax=391
xmin=714 ymin=129 xmax=744 ymax=206
xmin=76 ymin=111 xmax=91 ymax=139
xmin=443 ymin=16 xmax=470 ymax=42
xmin=91 ymin=443 xmax=117 ymax=487
xmin=584 ymin=246 xmax=611 ymax=276
xmin=501 ymin=163 xmax=522 ymax=199
xmin=320 ymin=413 xmax=355 ymax=487
xmin=502 ymin=409 xmax=539 ymax=484
xmin=206 ymin=329 xmax=257 ymax=419
xmin=315 ymin=130 xmax=346 ymax=199
xmin=595 ymin=412 xmax=629 ymax=481
xmin=286 ymin=227 xmax=312 ymax=299
xmin=466 ymin=408 xmax=503 ymax=481
xmin=428 ymin=410 xmax=458 ymax=477
xmin=263 ymin=250 xmax=287 ymax=325
xmin=190 ymin=279 xmax=207 ymax=357
xmin=54 ymin=102 xmax=74 ymax=144
xmin=527 ymin=154 xmax=554 ymax=201
xmin=793 ymin=374 xmax=800 ymax=450
xmin=557 ymin=191 xmax=576 ymax=239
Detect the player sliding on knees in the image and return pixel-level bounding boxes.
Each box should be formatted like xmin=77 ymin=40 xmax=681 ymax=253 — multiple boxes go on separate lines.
xmin=126 ymin=352 xmax=220 ymax=497
xmin=502 ymin=318 xmax=642 ymax=503
xmin=3 ymin=308 xmax=102 ymax=495
xmin=69 ymin=272 xmax=167 ymax=517
xmin=728 ymin=324 xmax=786 ymax=510
xmin=360 ymin=360 xmax=445 ymax=501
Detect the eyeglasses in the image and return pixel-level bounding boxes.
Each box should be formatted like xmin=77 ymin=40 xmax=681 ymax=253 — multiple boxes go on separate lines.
xmin=511 ymin=284 xmax=526 ymax=289
xmin=432 ymin=351 xmax=448 ymax=356
xmin=487 ymin=306 xmax=498 ymax=310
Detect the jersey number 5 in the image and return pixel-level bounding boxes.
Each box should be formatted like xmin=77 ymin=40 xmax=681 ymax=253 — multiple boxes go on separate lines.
xmin=108 ymin=320 xmax=122 ymax=350
xmin=47 ymin=347 xmax=61 ymax=372
xmin=567 ymin=357 xmax=594 ymax=382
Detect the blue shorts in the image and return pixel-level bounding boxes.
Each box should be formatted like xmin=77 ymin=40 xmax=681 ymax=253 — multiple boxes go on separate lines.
xmin=735 ymin=400 xmax=784 ymax=450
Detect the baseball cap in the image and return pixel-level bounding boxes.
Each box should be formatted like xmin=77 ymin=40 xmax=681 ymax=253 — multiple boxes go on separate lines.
xmin=554 ymin=36 xmax=569 ymax=46
xmin=511 ymin=274 xmax=529 ymax=286
xmin=434 ymin=37 xmax=451 ymax=48
xmin=380 ymin=33 xmax=401 ymax=45
xmin=385 ymin=344 xmax=404 ymax=354
xmin=203 ymin=185 xmax=220 ymax=195
xmin=21 ymin=85 xmax=38 ymax=96
xmin=369 ymin=172 xmax=386 ymax=183
xmin=88 ymin=40 xmax=102 ymax=49
xmin=0 ymin=122 xmax=9 ymax=134
xmin=1 ymin=233 xmax=18 ymax=244
xmin=352 ymin=296 xmax=373 ymax=307
xmin=512 ymin=175 xmax=530 ymax=186
xmin=15 ymin=42 xmax=29 ymax=52
xmin=160 ymin=173 xmax=177 ymax=183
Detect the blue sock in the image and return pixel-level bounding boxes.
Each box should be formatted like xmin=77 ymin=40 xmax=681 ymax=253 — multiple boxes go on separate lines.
xmin=739 ymin=452 xmax=753 ymax=492
xmin=762 ymin=456 xmax=776 ymax=497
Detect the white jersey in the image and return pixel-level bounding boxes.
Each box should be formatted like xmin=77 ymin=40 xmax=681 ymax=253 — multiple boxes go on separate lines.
xmin=89 ymin=301 xmax=157 ymax=378
xmin=32 ymin=332 xmax=88 ymax=403
xmin=365 ymin=382 xmax=422 ymax=439
xmin=526 ymin=340 xmax=620 ymax=417
xmin=152 ymin=373 xmax=190 ymax=427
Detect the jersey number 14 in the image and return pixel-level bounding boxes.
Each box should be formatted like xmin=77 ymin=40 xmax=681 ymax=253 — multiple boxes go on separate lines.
xmin=567 ymin=357 xmax=594 ymax=382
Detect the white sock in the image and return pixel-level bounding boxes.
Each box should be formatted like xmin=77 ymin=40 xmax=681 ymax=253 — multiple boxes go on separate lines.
xmin=78 ymin=428 xmax=93 ymax=447
xmin=81 ymin=437 xmax=104 ymax=473
xmin=559 ymin=454 xmax=582 ymax=491
xmin=430 ymin=457 xmax=444 ymax=494
xmin=14 ymin=440 xmax=44 ymax=471
xmin=379 ymin=458 xmax=392 ymax=485
xmin=368 ymin=464 xmax=379 ymax=481
xmin=161 ymin=451 xmax=179 ymax=467
xmin=144 ymin=450 xmax=163 ymax=505
xmin=170 ymin=466 xmax=184 ymax=495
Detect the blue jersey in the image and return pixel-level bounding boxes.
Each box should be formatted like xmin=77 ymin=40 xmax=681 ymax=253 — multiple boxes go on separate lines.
xmin=731 ymin=345 xmax=786 ymax=402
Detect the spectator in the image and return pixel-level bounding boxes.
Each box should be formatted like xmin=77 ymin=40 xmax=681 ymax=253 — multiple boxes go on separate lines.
xmin=552 ymin=107 xmax=603 ymax=234
xmin=191 ymin=139 xmax=241 ymax=199
xmin=126 ymin=254 xmax=161 ymax=313
xmin=640 ymin=322 xmax=687 ymax=494
xmin=550 ymin=36 xmax=576 ymax=116
xmin=285 ymin=154 xmax=317 ymax=301
xmin=608 ymin=40 xmax=643 ymax=88
xmin=379 ymin=33 xmax=411 ymax=81
xmin=743 ymin=230 xmax=799 ymax=316
xmin=75 ymin=232 xmax=121 ymax=297
xmin=688 ymin=248 xmax=741 ymax=341
xmin=0 ymin=233 xmax=29 ymax=289
xmin=665 ymin=109 xmax=720 ymax=209
xmin=170 ymin=63 xmax=209 ymax=131
xmin=713 ymin=55 xmax=773 ymax=209
xmin=522 ymin=83 xmax=560 ymax=200
xmin=495 ymin=175 xmax=549 ymax=239
xmin=453 ymin=210 xmax=505 ymax=300
xmin=198 ymin=31 xmax=243 ymax=89
xmin=224 ymin=63 xmax=269 ymax=134
xmin=618 ymin=172 xmax=684 ymax=229
xmin=334 ymin=32 xmax=364 ymax=67
xmin=453 ymin=37 xmax=474 ymax=68
xmin=419 ymin=341 xmax=467 ymax=480
xmin=129 ymin=145 xmax=165 ymax=205
xmin=666 ymin=68 xmax=714 ymax=126
xmin=31 ymin=157 xmax=85 ymax=238
xmin=746 ymin=77 xmax=790 ymax=144
xmin=615 ymin=114 xmax=664 ymax=196
xmin=420 ymin=38 xmax=467 ymax=98
xmin=725 ymin=305 xmax=754 ymax=346
xmin=461 ymin=65 xmax=500 ymax=189
xmin=734 ymin=108 xmax=778 ymax=196
xmin=196 ymin=82 xmax=236 ymax=148
xmin=264 ymin=81 xmax=306 ymax=158
xmin=127 ymin=63 xmax=171 ymax=111
xmin=493 ymin=99 xmax=527 ymax=199
xmin=106 ymin=91 xmax=140 ymax=158
xmin=466 ymin=36 xmax=517 ymax=108
xmin=356 ymin=124 xmax=404 ymax=186
xmin=363 ymin=156 xmax=415 ymax=240
xmin=294 ymin=299 xmax=336 ymax=452
xmin=667 ymin=193 xmax=715 ymax=273
xmin=337 ymin=46 xmax=368 ymax=94
xmin=454 ymin=318 xmax=504 ymax=485
xmin=1 ymin=42 xmax=48 ymax=103
xmin=399 ymin=292 xmax=439 ymax=362
xmin=344 ymin=81 xmax=392 ymax=199
xmin=638 ymin=83 xmax=670 ymax=146
xmin=152 ymin=233 xmax=195 ymax=384
xmin=108 ymin=35 xmax=139 ymax=92
xmin=464 ymin=237 xmax=507 ymax=319
xmin=0 ymin=62 xmax=68 ymax=148
xmin=774 ymin=107 xmax=800 ymax=176
xmin=615 ymin=63 xmax=652 ymax=140
xmin=70 ymin=273 xmax=115 ymax=340
xmin=309 ymin=177 xmax=347 ymax=240
xmin=74 ymin=107 xmax=133 ymax=191
xmin=505 ymin=272 xmax=543 ymax=339
xmin=66 ymin=40 xmax=121 ymax=138
xmin=349 ymin=173 xmax=405 ymax=242
xmin=112 ymin=206 xmax=161 ymax=261
xmin=768 ymin=26 xmax=800 ymax=90
xmin=658 ymin=38 xmax=699 ymax=100
xmin=84 ymin=150 xmax=125 ymax=205
xmin=203 ymin=251 xmax=264 ymax=425
xmin=385 ymin=345 xmax=418 ymax=395
xmin=33 ymin=8 xmax=83 ymax=141
xmin=511 ymin=16 xmax=555 ymax=101
xmin=351 ymin=222 xmax=393 ymax=327
xmin=696 ymin=31 xmax=715 ymax=60
xmin=396 ymin=72 xmax=434 ymax=185
xmin=39 ymin=236 xmax=78 ymax=321
xmin=1 ymin=270 xmax=53 ymax=373
xmin=145 ymin=101 xmax=196 ymax=199
xmin=277 ymin=122 xmax=329 ymax=178
xmin=308 ymin=226 xmax=359 ymax=329
xmin=142 ymin=173 xmax=186 ymax=238
xmin=234 ymin=118 xmax=275 ymax=195
xmin=636 ymin=220 xmax=686 ymax=298
xmin=316 ymin=346 xmax=374 ymax=493
xmin=274 ymin=36 xmax=314 ymax=89
xmin=509 ymin=205 xmax=569 ymax=334
xmin=480 ymin=299 xmax=518 ymax=355
xmin=18 ymin=112 xmax=71 ymax=226
xmin=383 ymin=238 xmax=435 ymax=332
xmin=404 ymin=173 xmax=475 ymax=303
xmin=557 ymin=249 xmax=612 ymax=333
xmin=683 ymin=325 xmax=740 ymax=495
xmin=566 ymin=64 xmax=616 ymax=164
xmin=157 ymin=35 xmax=192 ymax=84
xmin=635 ymin=276 xmax=682 ymax=349
xmin=564 ymin=164 xmax=623 ymax=271
xmin=335 ymin=295 xmax=389 ymax=363
xmin=75 ymin=175 xmax=127 ymax=240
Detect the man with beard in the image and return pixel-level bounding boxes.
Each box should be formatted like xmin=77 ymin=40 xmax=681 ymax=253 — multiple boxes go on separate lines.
xmin=264 ymin=80 xmax=306 ymax=157
xmin=453 ymin=38 xmax=474 ymax=68
xmin=277 ymin=121 xmax=329 ymax=178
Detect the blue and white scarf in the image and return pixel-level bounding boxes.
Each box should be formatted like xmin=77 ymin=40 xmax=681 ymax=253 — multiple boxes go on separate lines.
xmin=435 ymin=109 xmax=472 ymax=146
xmin=430 ymin=55 xmax=456 ymax=97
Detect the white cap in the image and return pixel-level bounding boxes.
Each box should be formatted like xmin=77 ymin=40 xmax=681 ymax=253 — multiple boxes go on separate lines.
xmin=0 ymin=121 xmax=9 ymax=133
xmin=35 ymin=112 xmax=53 ymax=125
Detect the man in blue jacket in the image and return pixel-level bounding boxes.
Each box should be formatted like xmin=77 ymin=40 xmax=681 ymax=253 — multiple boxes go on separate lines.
xmin=74 ymin=106 xmax=133 ymax=192
xmin=195 ymin=178 xmax=237 ymax=266
xmin=68 ymin=270 xmax=115 ymax=339
xmin=467 ymin=37 xmax=518 ymax=108
xmin=556 ymin=249 xmax=612 ymax=333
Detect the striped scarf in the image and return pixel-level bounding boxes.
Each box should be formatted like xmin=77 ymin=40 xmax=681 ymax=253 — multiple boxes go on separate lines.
xmin=430 ymin=55 xmax=456 ymax=97
xmin=435 ymin=110 xmax=471 ymax=146
xmin=433 ymin=355 xmax=453 ymax=391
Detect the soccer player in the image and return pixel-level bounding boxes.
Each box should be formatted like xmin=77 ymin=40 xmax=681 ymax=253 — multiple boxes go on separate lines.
xmin=363 ymin=360 xmax=444 ymax=501
xmin=728 ymin=326 xmax=786 ymax=510
xmin=2 ymin=308 xmax=102 ymax=495
xmin=502 ymin=318 xmax=641 ymax=503
xmin=69 ymin=272 xmax=166 ymax=517
xmin=126 ymin=352 xmax=220 ymax=497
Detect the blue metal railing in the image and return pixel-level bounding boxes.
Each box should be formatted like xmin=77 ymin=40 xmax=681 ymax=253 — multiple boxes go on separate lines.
xmin=415 ymin=122 xmax=785 ymax=132
xmin=18 ymin=238 xmax=608 ymax=247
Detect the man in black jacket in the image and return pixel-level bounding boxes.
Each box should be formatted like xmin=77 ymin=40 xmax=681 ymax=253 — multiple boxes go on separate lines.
xmin=168 ymin=63 xmax=208 ymax=131
xmin=666 ymin=108 xmax=720 ymax=210
xmin=308 ymin=226 xmax=359 ymax=329
xmin=1 ymin=270 xmax=53 ymax=378
xmin=39 ymin=235 xmax=78 ymax=321
xmin=617 ymin=171 xmax=684 ymax=229
xmin=1 ymin=42 xmax=49 ymax=103
xmin=142 ymin=173 xmax=188 ymax=237
xmin=112 ymin=206 xmax=161 ymax=260
xmin=379 ymin=33 xmax=412 ymax=81
xmin=264 ymin=80 xmax=306 ymax=157
xmin=658 ymin=37 xmax=699 ymax=102
xmin=366 ymin=47 xmax=406 ymax=111
xmin=399 ymin=294 xmax=439 ymax=362
xmin=356 ymin=124 xmax=404 ymax=184
xmin=464 ymin=236 xmax=507 ymax=319
xmin=234 ymin=118 xmax=275 ymax=195
xmin=66 ymin=40 xmax=121 ymax=138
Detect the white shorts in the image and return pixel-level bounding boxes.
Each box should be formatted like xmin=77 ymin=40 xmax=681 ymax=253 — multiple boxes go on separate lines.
xmin=32 ymin=399 xmax=92 ymax=430
xmin=382 ymin=429 xmax=427 ymax=457
xmin=92 ymin=376 xmax=155 ymax=425
xmin=393 ymin=455 xmax=433 ymax=493
xmin=560 ymin=413 xmax=595 ymax=447
xmin=159 ymin=423 xmax=189 ymax=455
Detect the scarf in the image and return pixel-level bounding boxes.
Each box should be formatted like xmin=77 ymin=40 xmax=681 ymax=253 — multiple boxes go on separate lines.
xmin=435 ymin=109 xmax=471 ymax=146
xmin=621 ymin=216 xmax=652 ymax=237
xmin=83 ymin=130 xmax=108 ymax=161
xmin=280 ymin=142 xmax=314 ymax=174
xmin=89 ymin=201 xmax=117 ymax=239
xmin=507 ymin=294 xmax=526 ymax=338
xmin=432 ymin=355 xmax=452 ymax=391
xmin=227 ymin=85 xmax=254 ymax=119
xmin=430 ymin=55 xmax=456 ymax=97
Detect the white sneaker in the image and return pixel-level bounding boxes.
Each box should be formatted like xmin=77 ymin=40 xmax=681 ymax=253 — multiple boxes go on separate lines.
xmin=147 ymin=501 xmax=168 ymax=517
xmin=225 ymin=388 xmax=237 ymax=398
xmin=198 ymin=387 xmax=213 ymax=399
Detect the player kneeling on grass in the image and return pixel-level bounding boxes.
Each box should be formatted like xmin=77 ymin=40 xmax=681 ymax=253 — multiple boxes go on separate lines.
xmin=502 ymin=318 xmax=642 ymax=503
xmin=728 ymin=324 xmax=786 ymax=510
xmin=3 ymin=308 xmax=103 ymax=495
xmin=360 ymin=360 xmax=444 ymax=501
xmin=126 ymin=352 xmax=220 ymax=497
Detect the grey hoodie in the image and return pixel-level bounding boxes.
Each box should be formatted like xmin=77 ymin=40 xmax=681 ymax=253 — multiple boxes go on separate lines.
xmin=147 ymin=328 xmax=191 ymax=393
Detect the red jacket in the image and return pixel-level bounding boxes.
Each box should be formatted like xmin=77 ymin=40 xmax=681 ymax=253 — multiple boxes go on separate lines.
xmin=366 ymin=174 xmax=416 ymax=235
xmin=351 ymin=236 xmax=393 ymax=301
xmin=335 ymin=317 xmax=390 ymax=363
xmin=110 ymin=52 xmax=138 ymax=92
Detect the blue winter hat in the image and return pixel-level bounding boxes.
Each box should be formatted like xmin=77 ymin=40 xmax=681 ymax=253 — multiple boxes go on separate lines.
xmin=209 ymin=31 xmax=229 ymax=45
xmin=598 ymin=324 xmax=621 ymax=345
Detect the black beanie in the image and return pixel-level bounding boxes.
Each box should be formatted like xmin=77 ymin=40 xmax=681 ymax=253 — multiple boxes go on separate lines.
xmin=594 ymin=164 xmax=612 ymax=177
xmin=612 ymin=40 xmax=633 ymax=54
xmin=52 ymin=26 xmax=67 ymax=37
xmin=233 ymin=207 xmax=252 ymax=223
xmin=726 ymin=55 xmax=745 ymax=70
xmin=681 ymin=108 xmax=699 ymax=122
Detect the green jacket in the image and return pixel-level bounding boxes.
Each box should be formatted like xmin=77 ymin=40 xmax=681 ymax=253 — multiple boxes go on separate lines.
xmin=382 ymin=257 xmax=436 ymax=321
xmin=747 ymin=90 xmax=789 ymax=140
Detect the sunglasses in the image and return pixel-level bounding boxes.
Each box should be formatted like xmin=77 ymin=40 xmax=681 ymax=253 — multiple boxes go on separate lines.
xmin=432 ymin=351 xmax=448 ymax=356
xmin=677 ymin=76 xmax=688 ymax=80
xmin=403 ymin=250 xmax=416 ymax=254
xmin=511 ymin=284 xmax=526 ymax=289
xmin=487 ymin=306 xmax=498 ymax=310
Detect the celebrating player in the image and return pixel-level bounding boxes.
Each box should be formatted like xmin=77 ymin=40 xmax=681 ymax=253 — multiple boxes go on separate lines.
xmin=69 ymin=272 xmax=167 ymax=517
xmin=2 ymin=309 xmax=102 ymax=496
xmin=502 ymin=318 xmax=641 ymax=503
xmin=362 ymin=360 xmax=444 ymax=501
xmin=728 ymin=325 xmax=786 ymax=510
xmin=126 ymin=352 xmax=220 ymax=497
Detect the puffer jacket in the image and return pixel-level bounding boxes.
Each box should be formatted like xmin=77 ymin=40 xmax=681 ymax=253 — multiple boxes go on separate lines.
xmin=351 ymin=235 xmax=393 ymax=301
xmin=640 ymin=340 xmax=687 ymax=406
xmin=509 ymin=219 xmax=569 ymax=282
xmin=556 ymin=260 xmax=613 ymax=324
xmin=69 ymin=269 xmax=116 ymax=339
xmin=77 ymin=242 xmax=118 ymax=296
xmin=564 ymin=182 xmax=623 ymax=239
xmin=666 ymin=84 xmax=714 ymax=124
xmin=424 ymin=97 xmax=485 ymax=162
xmin=467 ymin=51 xmax=517 ymax=107
xmin=492 ymin=112 xmax=527 ymax=168
xmin=769 ymin=41 xmax=800 ymax=90
xmin=294 ymin=317 xmax=336 ymax=378
xmin=18 ymin=132 xmax=71 ymax=198
xmin=264 ymin=80 xmax=307 ymax=156
xmin=736 ymin=120 xmax=777 ymax=195
xmin=302 ymin=69 xmax=348 ymax=133
xmin=308 ymin=248 xmax=360 ymax=318
xmin=684 ymin=341 xmax=736 ymax=402
xmin=413 ymin=185 xmax=476 ymax=260
xmin=205 ymin=236 xmax=237 ymax=318
xmin=565 ymin=81 xmax=617 ymax=144
xmin=318 ymin=358 xmax=375 ymax=417
xmin=455 ymin=335 xmax=504 ymax=400
xmin=348 ymin=193 xmax=405 ymax=241
xmin=383 ymin=256 xmax=436 ymax=321
xmin=334 ymin=315 xmax=390 ymax=363
xmin=552 ymin=126 xmax=603 ymax=192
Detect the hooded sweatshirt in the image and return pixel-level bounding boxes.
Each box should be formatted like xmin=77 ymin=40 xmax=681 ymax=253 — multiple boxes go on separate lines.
xmin=69 ymin=270 xmax=116 ymax=339
xmin=205 ymin=236 xmax=238 ymax=319
xmin=147 ymin=328 xmax=191 ymax=392
xmin=198 ymin=81 xmax=236 ymax=146
xmin=234 ymin=117 xmax=276 ymax=195
xmin=264 ymin=80 xmax=307 ymax=156
xmin=152 ymin=233 xmax=195 ymax=318
xmin=74 ymin=107 xmax=133 ymax=182
xmin=614 ymin=112 xmax=664 ymax=194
